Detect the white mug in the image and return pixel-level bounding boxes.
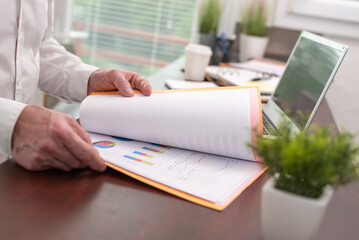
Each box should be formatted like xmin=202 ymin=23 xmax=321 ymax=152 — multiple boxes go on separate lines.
xmin=185 ymin=44 xmax=212 ymax=81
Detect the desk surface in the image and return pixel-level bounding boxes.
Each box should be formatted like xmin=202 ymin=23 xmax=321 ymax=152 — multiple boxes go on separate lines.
xmin=0 ymin=159 xmax=358 ymax=240
xmin=1 ymin=57 xmax=358 ymax=240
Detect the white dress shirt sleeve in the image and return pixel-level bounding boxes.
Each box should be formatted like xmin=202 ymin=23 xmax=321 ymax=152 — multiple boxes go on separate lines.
xmin=38 ymin=0 xmax=98 ymax=102
xmin=0 ymin=98 xmax=26 ymax=163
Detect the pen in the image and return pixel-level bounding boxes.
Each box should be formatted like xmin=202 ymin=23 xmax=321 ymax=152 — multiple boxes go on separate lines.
xmin=251 ymin=76 xmax=272 ymax=81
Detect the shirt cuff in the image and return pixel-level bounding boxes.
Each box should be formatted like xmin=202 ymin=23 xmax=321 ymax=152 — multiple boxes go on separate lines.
xmin=67 ymin=63 xmax=99 ymax=102
xmin=0 ymin=98 xmax=27 ymax=158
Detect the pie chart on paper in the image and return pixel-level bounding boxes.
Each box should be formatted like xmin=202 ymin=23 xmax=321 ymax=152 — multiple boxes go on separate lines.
xmin=93 ymin=141 xmax=116 ymax=148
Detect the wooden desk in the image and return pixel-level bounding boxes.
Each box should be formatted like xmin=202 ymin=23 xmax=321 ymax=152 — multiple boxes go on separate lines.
xmin=0 ymin=159 xmax=358 ymax=240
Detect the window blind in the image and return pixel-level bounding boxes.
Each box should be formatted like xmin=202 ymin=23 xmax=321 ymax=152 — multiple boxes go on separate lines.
xmin=72 ymin=0 xmax=196 ymax=77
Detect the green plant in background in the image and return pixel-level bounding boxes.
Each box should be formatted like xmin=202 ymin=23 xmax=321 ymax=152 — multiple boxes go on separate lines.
xmin=241 ymin=0 xmax=268 ymax=37
xmin=250 ymin=120 xmax=359 ymax=199
xmin=198 ymin=0 xmax=222 ymax=34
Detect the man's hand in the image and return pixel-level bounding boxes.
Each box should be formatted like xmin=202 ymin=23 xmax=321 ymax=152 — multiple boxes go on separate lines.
xmin=88 ymin=68 xmax=152 ymax=96
xmin=12 ymin=105 xmax=107 ymax=172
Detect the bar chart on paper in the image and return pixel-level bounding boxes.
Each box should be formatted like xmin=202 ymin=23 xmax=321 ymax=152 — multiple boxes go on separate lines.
xmin=142 ymin=147 xmax=164 ymax=154
xmin=133 ymin=151 xmax=154 ymax=158
xmin=89 ymin=132 xmax=265 ymax=204
xmin=92 ymin=134 xmax=175 ymax=168
xmin=123 ymin=155 xmax=154 ymax=166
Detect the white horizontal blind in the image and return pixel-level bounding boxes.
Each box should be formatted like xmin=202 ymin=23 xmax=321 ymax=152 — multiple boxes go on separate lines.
xmin=72 ymin=0 xmax=196 ymax=77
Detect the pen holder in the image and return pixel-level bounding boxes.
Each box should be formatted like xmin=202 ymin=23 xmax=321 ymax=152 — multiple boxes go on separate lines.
xmin=216 ymin=34 xmax=236 ymax=63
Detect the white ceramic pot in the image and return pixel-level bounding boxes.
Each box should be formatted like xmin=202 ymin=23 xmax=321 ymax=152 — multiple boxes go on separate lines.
xmin=239 ymin=33 xmax=269 ymax=62
xmin=261 ymin=177 xmax=334 ymax=240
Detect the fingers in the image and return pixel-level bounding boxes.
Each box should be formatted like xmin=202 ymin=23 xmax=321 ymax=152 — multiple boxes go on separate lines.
xmin=45 ymin=112 xmax=106 ymax=172
xmin=12 ymin=106 xmax=106 ymax=172
xmin=112 ymin=70 xmax=152 ymax=96
xmin=47 ymin=115 xmax=92 ymax=169
xmin=90 ymin=68 xmax=152 ymax=97
xmin=42 ymin=137 xmax=88 ymax=170
xmin=141 ymin=81 xmax=152 ymax=96
xmin=44 ymin=156 xmax=73 ymax=172
xmin=55 ymin=119 xmax=107 ymax=172
xmin=65 ymin=117 xmax=106 ymax=170
xmin=68 ymin=117 xmax=93 ymax=145
xmin=65 ymin=134 xmax=106 ymax=172
xmin=109 ymin=70 xmax=135 ymax=97
xmin=21 ymin=151 xmax=72 ymax=172
xmin=88 ymin=68 xmax=152 ymax=96
xmin=130 ymin=74 xmax=152 ymax=96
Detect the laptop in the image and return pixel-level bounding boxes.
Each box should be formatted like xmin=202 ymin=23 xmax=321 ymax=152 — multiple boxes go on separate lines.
xmin=262 ymin=31 xmax=348 ymax=136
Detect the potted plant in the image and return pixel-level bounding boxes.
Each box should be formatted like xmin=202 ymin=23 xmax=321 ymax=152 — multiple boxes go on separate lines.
xmin=198 ymin=0 xmax=222 ymax=52
xmin=239 ymin=0 xmax=269 ymax=61
xmin=251 ymin=120 xmax=359 ymax=240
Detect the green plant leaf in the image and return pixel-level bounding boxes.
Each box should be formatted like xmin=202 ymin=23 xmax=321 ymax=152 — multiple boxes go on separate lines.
xmin=240 ymin=0 xmax=268 ymax=37
xmin=250 ymin=120 xmax=359 ymax=199
xmin=198 ymin=0 xmax=222 ymax=34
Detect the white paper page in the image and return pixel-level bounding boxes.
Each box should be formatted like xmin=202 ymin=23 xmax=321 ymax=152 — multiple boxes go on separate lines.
xmin=80 ymin=88 xmax=259 ymax=161
xmin=165 ymin=79 xmax=218 ymax=89
xmin=89 ymin=133 xmax=266 ymax=204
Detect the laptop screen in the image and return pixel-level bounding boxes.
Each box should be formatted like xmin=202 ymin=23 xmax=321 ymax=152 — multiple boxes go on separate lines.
xmin=271 ymin=32 xmax=347 ymax=130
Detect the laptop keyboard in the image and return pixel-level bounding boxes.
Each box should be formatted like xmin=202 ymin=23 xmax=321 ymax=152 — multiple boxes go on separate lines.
xmin=262 ymin=111 xmax=278 ymax=135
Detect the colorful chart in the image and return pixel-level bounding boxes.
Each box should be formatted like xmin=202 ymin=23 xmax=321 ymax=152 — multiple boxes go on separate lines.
xmin=133 ymin=151 xmax=154 ymax=158
xmin=151 ymin=143 xmax=172 ymax=149
xmin=143 ymin=146 xmax=164 ymax=153
xmin=123 ymin=155 xmax=154 ymax=166
xmin=93 ymin=141 xmax=116 ymax=148
xmin=112 ymin=136 xmax=133 ymax=141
